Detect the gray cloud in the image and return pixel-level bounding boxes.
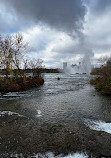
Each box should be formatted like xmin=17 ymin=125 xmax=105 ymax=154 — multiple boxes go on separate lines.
xmin=0 ymin=0 xmax=111 ymax=68
xmin=96 ymin=0 xmax=111 ymax=10
xmin=0 ymin=0 xmax=86 ymax=33
xmin=86 ymin=0 xmax=111 ymax=15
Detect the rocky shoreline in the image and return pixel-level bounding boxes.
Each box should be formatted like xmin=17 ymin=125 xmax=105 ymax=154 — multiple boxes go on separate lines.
xmin=0 ymin=112 xmax=111 ymax=157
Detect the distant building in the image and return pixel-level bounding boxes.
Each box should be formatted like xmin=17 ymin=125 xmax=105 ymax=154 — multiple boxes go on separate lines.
xmin=71 ymin=64 xmax=77 ymax=67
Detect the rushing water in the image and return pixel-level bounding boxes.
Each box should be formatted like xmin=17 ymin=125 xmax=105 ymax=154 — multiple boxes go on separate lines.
xmin=1 ymin=73 xmax=111 ymax=157
xmin=1 ymin=73 xmax=111 ymax=124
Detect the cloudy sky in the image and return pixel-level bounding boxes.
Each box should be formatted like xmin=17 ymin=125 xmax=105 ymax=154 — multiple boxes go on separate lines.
xmin=0 ymin=0 xmax=111 ymax=68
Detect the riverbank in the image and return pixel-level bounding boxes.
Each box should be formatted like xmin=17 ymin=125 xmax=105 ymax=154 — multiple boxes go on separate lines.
xmin=1 ymin=112 xmax=111 ymax=157
xmin=90 ymin=76 xmax=111 ymax=96
xmin=90 ymin=58 xmax=111 ymax=96
xmin=0 ymin=77 xmax=44 ymax=93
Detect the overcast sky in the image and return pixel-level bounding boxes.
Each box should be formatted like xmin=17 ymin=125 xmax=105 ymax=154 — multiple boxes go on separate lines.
xmin=0 ymin=0 xmax=111 ymax=68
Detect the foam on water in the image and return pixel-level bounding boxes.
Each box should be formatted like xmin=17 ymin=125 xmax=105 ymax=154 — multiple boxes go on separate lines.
xmin=85 ymin=119 xmax=111 ymax=134
xmin=36 ymin=110 xmax=42 ymax=117
xmin=61 ymin=153 xmax=88 ymax=158
xmin=32 ymin=152 xmax=88 ymax=158
xmin=9 ymin=152 xmax=88 ymax=158
xmin=0 ymin=111 xmax=24 ymax=117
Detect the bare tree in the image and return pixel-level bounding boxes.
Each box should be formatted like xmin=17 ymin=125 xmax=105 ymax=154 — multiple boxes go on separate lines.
xmin=0 ymin=35 xmax=13 ymax=78
xmin=97 ymin=56 xmax=109 ymax=66
xmin=29 ymin=58 xmax=44 ymax=78
xmin=11 ymin=33 xmax=28 ymax=77
xmin=91 ymin=55 xmax=111 ymax=76
xmin=0 ymin=33 xmax=28 ymax=78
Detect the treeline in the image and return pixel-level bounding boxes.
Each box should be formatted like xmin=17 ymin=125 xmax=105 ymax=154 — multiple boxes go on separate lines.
xmin=0 ymin=68 xmax=60 ymax=75
xmin=90 ymin=57 xmax=111 ymax=95
xmin=91 ymin=61 xmax=111 ymax=76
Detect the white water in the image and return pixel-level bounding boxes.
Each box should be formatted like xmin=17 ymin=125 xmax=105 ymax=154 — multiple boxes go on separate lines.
xmin=36 ymin=110 xmax=42 ymax=117
xmin=33 ymin=152 xmax=88 ymax=158
xmin=10 ymin=152 xmax=88 ymax=158
xmin=0 ymin=111 xmax=24 ymax=117
xmin=85 ymin=119 xmax=111 ymax=134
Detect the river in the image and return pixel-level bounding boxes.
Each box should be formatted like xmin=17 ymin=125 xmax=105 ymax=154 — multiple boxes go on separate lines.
xmin=1 ymin=73 xmax=111 ymax=157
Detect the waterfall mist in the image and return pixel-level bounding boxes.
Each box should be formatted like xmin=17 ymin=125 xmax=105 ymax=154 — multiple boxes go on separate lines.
xmin=63 ymin=54 xmax=93 ymax=74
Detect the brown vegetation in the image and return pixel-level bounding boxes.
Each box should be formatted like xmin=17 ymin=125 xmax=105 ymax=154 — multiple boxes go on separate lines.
xmin=0 ymin=77 xmax=44 ymax=93
xmin=90 ymin=57 xmax=111 ymax=95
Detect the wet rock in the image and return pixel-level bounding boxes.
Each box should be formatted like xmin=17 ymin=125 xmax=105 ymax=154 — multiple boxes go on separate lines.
xmin=1 ymin=116 xmax=111 ymax=157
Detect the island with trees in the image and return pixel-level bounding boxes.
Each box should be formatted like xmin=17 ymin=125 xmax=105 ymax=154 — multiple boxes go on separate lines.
xmin=0 ymin=33 xmax=44 ymax=93
xmin=90 ymin=56 xmax=111 ymax=95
